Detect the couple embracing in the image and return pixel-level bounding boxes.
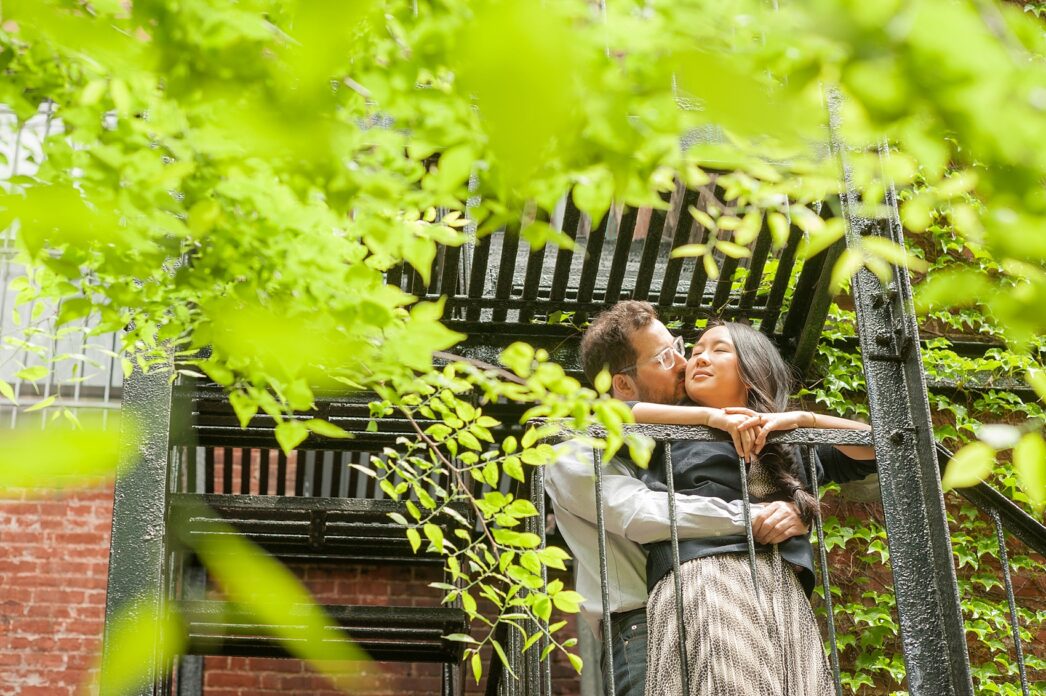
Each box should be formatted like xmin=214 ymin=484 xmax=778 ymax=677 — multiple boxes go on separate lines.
xmin=546 ymin=300 xmax=876 ymax=696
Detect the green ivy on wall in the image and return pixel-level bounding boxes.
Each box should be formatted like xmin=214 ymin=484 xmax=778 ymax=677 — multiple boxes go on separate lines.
xmin=802 ymin=224 xmax=1045 ymax=694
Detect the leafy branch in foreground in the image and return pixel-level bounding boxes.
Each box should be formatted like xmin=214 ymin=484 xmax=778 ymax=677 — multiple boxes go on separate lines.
xmin=360 ymin=343 xmax=650 ymax=680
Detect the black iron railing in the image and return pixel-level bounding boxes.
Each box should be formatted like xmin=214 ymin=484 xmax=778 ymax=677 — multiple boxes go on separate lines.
xmin=484 ymin=423 xmax=1046 ymax=696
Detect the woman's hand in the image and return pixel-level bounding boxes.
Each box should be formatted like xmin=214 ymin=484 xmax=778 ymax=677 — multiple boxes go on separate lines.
xmin=723 ymin=408 xmax=814 ymax=455
xmin=706 ymin=407 xmax=762 ymax=462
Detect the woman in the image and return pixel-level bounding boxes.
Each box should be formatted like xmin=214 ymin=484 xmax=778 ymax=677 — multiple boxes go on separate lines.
xmin=632 ymin=322 xmax=876 ymax=696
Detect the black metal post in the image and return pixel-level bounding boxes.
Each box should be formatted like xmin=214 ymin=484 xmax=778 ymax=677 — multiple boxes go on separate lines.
xmin=830 ymin=88 xmax=974 ymax=696
xmin=100 ymin=358 xmax=174 ymax=695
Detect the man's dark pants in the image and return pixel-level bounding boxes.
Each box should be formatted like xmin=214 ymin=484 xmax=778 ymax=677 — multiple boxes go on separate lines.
xmin=601 ymin=607 xmax=648 ymax=696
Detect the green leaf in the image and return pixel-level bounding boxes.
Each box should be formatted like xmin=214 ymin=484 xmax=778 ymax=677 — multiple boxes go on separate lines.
xmin=504 ymin=456 xmax=524 ymax=482
xmin=552 ymin=590 xmax=583 ymax=613
xmin=305 ymin=419 xmax=351 ymax=439
xmin=941 ymin=442 xmax=996 ymax=491
xmin=797 ymin=219 xmax=846 ymax=259
xmin=830 ymin=248 xmax=865 ymax=294
xmin=93 ymin=600 xmax=186 ymax=695
xmin=1027 ymin=369 xmax=1046 ymax=403
xmin=25 ymin=395 xmax=56 ymax=413
xmin=0 ymin=378 xmax=18 ymax=406
xmin=860 ymin=236 xmax=929 ymax=273
xmin=567 ymin=652 xmax=584 ymax=673
xmin=405 ymin=527 xmax=422 ymax=553
xmin=423 ymin=523 xmax=445 ymax=552
xmin=670 ymin=243 xmax=708 ymax=259
xmin=1013 ymin=432 xmax=1046 ymax=514
xmin=228 ymin=390 xmax=258 ymax=429
xmin=471 ymin=651 xmax=482 ymax=684
xmin=594 ymin=368 xmax=612 ymax=395
xmin=16 ymin=366 xmax=48 ymax=382
xmin=491 ymin=639 xmax=516 ymax=679
xmin=275 ymin=420 xmax=309 ymax=454
xmin=715 ymin=240 xmax=752 ymax=259
xmin=193 ymin=514 xmax=369 ymax=685
xmin=768 ymin=212 xmax=790 ymax=249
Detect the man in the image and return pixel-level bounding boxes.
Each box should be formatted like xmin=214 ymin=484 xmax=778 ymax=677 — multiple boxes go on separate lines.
xmin=545 ymin=300 xmax=807 ymax=695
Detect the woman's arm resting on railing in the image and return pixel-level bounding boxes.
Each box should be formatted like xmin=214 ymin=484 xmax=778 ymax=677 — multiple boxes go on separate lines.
xmin=630 ymin=402 xmax=762 ymax=462
xmin=724 ymin=407 xmax=875 ymax=461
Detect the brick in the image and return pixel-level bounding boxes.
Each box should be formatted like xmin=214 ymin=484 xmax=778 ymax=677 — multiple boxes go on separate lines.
xmin=205 ymin=670 xmax=261 ymax=688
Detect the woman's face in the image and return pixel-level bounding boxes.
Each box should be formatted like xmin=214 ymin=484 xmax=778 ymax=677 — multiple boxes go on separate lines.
xmin=685 ymin=325 xmax=749 ymax=409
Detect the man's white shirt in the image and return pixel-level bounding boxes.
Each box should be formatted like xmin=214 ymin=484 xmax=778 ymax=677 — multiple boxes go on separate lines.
xmin=545 ymin=439 xmax=763 ymax=630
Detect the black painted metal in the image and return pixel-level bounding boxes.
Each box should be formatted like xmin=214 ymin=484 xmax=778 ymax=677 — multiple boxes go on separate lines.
xmin=101 ymin=360 xmax=174 ymax=695
xmin=170 ymin=493 xmax=469 ymax=564
xmin=802 ymin=446 xmax=843 ymax=696
xmin=591 ymin=448 xmax=617 ymax=696
xmin=738 ymin=224 xmax=773 ymax=313
xmin=180 ymin=600 xmax=467 ymax=661
xmin=663 ymin=445 xmax=692 ymax=695
xmin=737 ymin=454 xmax=761 ymax=604
xmin=935 ymin=444 xmax=1046 ymax=558
xmin=760 ymin=224 xmax=803 ymax=335
xmin=834 ymin=108 xmax=975 ymax=693
xmin=659 ymin=185 xmax=701 ymax=308
xmin=990 ymin=508 xmax=1031 ymax=696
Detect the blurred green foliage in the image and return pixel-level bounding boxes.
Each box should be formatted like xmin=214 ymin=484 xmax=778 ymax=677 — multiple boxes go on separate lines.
xmin=1 ymin=0 xmax=1045 ymax=689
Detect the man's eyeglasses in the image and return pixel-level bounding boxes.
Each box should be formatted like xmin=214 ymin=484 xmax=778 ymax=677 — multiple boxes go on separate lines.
xmin=618 ymin=335 xmax=686 ymax=373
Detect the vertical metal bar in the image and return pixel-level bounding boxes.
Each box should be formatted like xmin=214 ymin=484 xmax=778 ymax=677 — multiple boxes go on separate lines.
xmin=276 ymin=450 xmax=287 ymax=496
xmin=203 ymin=448 xmax=215 ymax=494
xmin=802 ymin=446 xmax=843 ymax=696
xmin=760 ymin=224 xmax=803 ymax=337
xmin=738 ymin=225 xmax=772 ymax=314
xmin=294 ymin=449 xmax=307 ymax=495
xmin=327 ymin=451 xmax=341 ymax=499
xmin=830 ymin=87 xmax=974 ymax=695
xmin=221 ymin=447 xmax=233 ymax=495
xmin=684 ymin=226 xmax=715 ymax=307
xmin=736 ymin=455 xmax=761 ymax=604
xmin=533 ymin=464 xmax=552 ymax=696
xmin=258 ymin=449 xmax=270 ymax=495
xmin=589 ymin=449 xmax=616 ymax=696
xmin=465 ymin=233 xmax=493 ymax=321
xmin=662 ymin=445 xmax=691 ymax=694
xmin=603 ymin=207 xmax=637 ymax=303
xmin=100 ymin=356 xmax=173 ymax=695
xmin=658 ymin=185 xmax=701 ymax=308
xmin=710 ymin=250 xmax=741 ymax=311
xmin=990 ymin=508 xmax=1030 ymax=696
xmin=492 ymin=224 xmax=521 ymax=323
xmin=632 ymin=191 xmax=674 ymax=300
xmin=237 ymin=448 xmax=250 ymax=494
xmin=548 ymin=198 xmax=582 ymax=303
xmin=575 ymin=214 xmax=608 ymax=324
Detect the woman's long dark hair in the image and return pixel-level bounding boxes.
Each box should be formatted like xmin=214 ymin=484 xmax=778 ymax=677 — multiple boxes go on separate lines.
xmin=713 ymin=321 xmax=819 ymax=524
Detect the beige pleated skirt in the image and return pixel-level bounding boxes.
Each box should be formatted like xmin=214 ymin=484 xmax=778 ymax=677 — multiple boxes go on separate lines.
xmin=645 ymin=549 xmax=834 ymax=696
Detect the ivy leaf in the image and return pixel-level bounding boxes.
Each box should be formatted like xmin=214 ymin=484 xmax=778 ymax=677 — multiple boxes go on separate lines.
xmin=941 ymin=442 xmax=996 ymax=492
xmin=1013 ymin=432 xmax=1046 ymax=514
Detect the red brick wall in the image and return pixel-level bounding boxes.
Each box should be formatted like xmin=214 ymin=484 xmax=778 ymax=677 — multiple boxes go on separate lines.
xmin=0 ymin=486 xmax=585 ymax=695
xmin=1 ymin=487 xmax=113 ymax=695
